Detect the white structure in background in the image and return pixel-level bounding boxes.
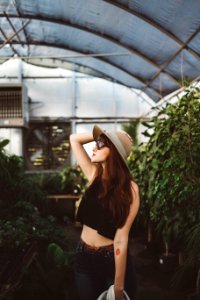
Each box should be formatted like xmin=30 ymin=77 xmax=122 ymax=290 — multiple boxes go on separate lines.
xmin=139 ymin=78 xmax=200 ymax=143
xmin=0 ymin=59 xmax=154 ymax=158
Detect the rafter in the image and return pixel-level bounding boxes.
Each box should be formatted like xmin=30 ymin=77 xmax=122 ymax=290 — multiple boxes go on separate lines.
xmin=141 ymin=25 xmax=200 ymax=95
xmin=11 ymin=0 xmax=31 ymax=56
xmin=0 ymin=13 xmax=181 ymax=87
xmin=4 ymin=12 xmax=23 ymax=44
xmin=103 ymin=0 xmax=200 ymax=61
xmin=23 ymin=57 xmax=111 ymax=80
xmin=0 ymin=27 xmax=19 ymax=56
xmin=0 ymin=19 xmax=30 ymax=54
xmin=7 ymin=40 xmax=162 ymax=99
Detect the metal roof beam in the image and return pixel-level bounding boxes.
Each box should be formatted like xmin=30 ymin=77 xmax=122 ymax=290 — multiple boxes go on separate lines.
xmin=11 ymin=1 xmax=31 ymax=56
xmin=0 ymin=13 xmax=180 ymax=87
xmin=141 ymin=25 xmax=200 ymax=94
xmin=103 ymin=0 xmax=200 ymax=61
xmin=23 ymin=57 xmax=112 ymax=80
xmin=7 ymin=40 xmax=162 ymax=99
xmin=0 ymin=18 xmax=30 ymax=50
xmin=4 ymin=12 xmax=23 ymax=44
xmin=0 ymin=27 xmax=19 ymax=56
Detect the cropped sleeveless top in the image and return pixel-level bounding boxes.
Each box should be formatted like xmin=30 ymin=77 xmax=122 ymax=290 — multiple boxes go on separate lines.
xmin=76 ymin=181 xmax=117 ymax=240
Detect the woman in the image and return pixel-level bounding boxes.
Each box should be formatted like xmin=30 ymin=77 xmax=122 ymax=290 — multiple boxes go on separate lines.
xmin=70 ymin=124 xmax=140 ymax=300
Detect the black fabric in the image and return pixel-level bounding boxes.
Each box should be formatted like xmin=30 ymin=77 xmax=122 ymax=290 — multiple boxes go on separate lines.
xmin=76 ymin=182 xmax=117 ymax=239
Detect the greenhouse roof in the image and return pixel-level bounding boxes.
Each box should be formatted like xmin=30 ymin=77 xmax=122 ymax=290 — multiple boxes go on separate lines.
xmin=0 ymin=0 xmax=200 ymax=102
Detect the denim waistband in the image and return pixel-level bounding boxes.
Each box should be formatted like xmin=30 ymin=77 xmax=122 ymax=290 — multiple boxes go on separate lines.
xmin=78 ymin=238 xmax=114 ymax=253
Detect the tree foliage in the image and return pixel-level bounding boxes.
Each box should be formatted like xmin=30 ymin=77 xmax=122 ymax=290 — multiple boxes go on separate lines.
xmin=129 ymin=86 xmax=200 ymax=254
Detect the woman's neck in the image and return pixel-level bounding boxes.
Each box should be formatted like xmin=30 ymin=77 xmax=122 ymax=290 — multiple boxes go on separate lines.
xmin=101 ymin=165 xmax=109 ymax=181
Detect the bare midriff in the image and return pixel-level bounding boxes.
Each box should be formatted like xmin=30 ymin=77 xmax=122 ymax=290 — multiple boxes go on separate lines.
xmin=81 ymin=225 xmax=114 ymax=248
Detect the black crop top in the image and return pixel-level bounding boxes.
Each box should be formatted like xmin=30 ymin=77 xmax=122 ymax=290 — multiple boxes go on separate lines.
xmin=76 ymin=181 xmax=117 ymax=239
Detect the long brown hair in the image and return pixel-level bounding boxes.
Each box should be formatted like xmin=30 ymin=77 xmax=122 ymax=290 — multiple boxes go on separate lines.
xmin=91 ymin=134 xmax=133 ymax=228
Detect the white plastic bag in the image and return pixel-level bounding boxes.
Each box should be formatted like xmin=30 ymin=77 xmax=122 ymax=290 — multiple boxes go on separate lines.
xmin=97 ymin=285 xmax=131 ymax=300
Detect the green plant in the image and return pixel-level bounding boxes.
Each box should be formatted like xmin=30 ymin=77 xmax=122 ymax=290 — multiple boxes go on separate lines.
xmin=128 ymin=86 xmax=200 ymax=253
xmin=30 ymin=166 xmax=87 ymax=196
xmin=127 ymin=86 xmax=200 ymax=295
xmin=170 ymin=223 xmax=200 ymax=295
xmin=60 ymin=166 xmax=87 ymax=195
xmin=122 ymin=119 xmax=140 ymax=146
xmin=8 ymin=243 xmax=77 ymax=300
xmin=127 ymin=144 xmax=150 ymax=237
xmin=0 ymin=213 xmax=68 ymax=250
xmin=0 ymin=139 xmax=78 ymax=299
xmin=37 ymin=172 xmax=63 ymax=195
xmin=152 ymin=88 xmax=199 ymax=249
xmin=0 ymin=140 xmax=69 ymax=251
xmin=39 ymin=243 xmax=77 ymax=299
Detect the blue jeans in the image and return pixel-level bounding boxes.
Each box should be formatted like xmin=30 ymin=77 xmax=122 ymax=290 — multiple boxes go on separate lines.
xmin=75 ymin=239 xmax=137 ymax=300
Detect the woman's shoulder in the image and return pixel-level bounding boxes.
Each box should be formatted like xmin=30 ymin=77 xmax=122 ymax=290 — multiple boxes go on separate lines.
xmin=130 ymin=180 xmax=139 ymax=194
xmin=130 ymin=180 xmax=140 ymax=205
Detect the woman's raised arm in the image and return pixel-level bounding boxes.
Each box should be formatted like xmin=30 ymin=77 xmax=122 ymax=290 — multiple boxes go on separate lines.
xmin=70 ymin=132 xmax=97 ymax=181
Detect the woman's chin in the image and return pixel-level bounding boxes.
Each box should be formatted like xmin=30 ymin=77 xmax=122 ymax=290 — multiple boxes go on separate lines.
xmin=91 ymin=154 xmax=107 ymax=164
xmin=91 ymin=156 xmax=101 ymax=163
xmin=91 ymin=156 xmax=96 ymax=163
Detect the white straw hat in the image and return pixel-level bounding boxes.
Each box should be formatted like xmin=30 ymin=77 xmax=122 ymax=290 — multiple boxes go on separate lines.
xmin=93 ymin=124 xmax=133 ymax=163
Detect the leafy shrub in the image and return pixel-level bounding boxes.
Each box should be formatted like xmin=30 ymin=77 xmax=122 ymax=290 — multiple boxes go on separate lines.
xmin=129 ymin=86 xmax=200 ymax=252
xmin=0 ymin=140 xmax=69 ymax=251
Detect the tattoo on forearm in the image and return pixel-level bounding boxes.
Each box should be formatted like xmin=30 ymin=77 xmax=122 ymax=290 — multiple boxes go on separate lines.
xmin=115 ymin=240 xmax=122 ymax=246
xmin=116 ymin=248 xmax=120 ymax=255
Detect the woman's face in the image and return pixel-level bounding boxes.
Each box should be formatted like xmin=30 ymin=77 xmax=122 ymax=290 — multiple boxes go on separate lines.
xmin=91 ymin=136 xmax=110 ymax=163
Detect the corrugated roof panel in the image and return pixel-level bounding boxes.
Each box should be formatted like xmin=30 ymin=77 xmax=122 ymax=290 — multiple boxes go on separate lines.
xmin=150 ymin=73 xmax=180 ymax=92
xmin=167 ymin=50 xmax=200 ymax=80
xmin=188 ymin=33 xmax=200 ymax=55
xmin=0 ymin=0 xmax=199 ymax=102
xmin=124 ymin=0 xmax=200 ymax=41
xmin=104 ymin=55 xmax=158 ymax=80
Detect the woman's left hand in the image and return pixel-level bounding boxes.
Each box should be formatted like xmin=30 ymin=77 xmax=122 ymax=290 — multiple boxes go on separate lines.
xmin=114 ymin=287 xmax=123 ymax=300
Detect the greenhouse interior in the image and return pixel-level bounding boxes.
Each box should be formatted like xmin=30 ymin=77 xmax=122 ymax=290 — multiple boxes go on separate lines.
xmin=0 ymin=1 xmax=199 ymax=300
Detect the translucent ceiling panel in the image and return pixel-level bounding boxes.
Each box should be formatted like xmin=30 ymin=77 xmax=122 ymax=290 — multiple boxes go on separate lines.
xmin=0 ymin=59 xmax=153 ymax=119
xmin=25 ymin=78 xmax=73 ymax=118
xmin=76 ymin=78 xmax=114 ymax=118
xmin=76 ymin=78 xmax=147 ymax=118
xmin=114 ymin=85 xmax=140 ymax=117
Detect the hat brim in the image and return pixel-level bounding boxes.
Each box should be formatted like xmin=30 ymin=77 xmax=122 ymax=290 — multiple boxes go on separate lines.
xmin=93 ymin=125 xmax=130 ymax=172
xmin=93 ymin=125 xmax=118 ymax=151
xmin=93 ymin=124 xmax=105 ymax=141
